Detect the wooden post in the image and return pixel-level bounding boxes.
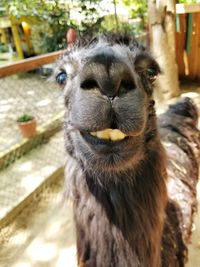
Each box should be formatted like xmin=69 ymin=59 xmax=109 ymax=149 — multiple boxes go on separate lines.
xmin=10 ymin=18 xmax=24 ymax=59
xmin=0 ymin=29 xmax=7 ymax=43
xmin=148 ymin=0 xmax=180 ymax=100
xmin=21 ymin=21 xmax=34 ymax=55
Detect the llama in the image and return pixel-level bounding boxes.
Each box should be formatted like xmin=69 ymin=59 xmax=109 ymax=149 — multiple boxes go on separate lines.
xmin=55 ymin=35 xmax=200 ymax=267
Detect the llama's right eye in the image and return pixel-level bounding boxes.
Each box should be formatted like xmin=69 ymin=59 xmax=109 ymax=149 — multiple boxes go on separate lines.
xmin=146 ymin=68 xmax=158 ymax=83
xmin=56 ymin=71 xmax=67 ymax=85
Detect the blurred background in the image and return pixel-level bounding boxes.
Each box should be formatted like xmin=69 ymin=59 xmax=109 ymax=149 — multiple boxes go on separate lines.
xmin=0 ymin=0 xmax=200 ymax=266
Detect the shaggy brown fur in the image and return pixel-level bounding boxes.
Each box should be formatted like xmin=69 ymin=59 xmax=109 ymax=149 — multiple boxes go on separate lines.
xmin=55 ymin=35 xmax=200 ymax=267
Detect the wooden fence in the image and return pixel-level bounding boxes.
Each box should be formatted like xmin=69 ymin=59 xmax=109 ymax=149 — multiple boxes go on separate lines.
xmin=0 ymin=50 xmax=64 ymax=77
xmin=176 ymin=4 xmax=200 ymax=80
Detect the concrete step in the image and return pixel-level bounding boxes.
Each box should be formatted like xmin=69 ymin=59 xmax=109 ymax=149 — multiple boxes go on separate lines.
xmin=0 ymin=131 xmax=65 ymax=227
xmin=0 ymin=130 xmax=77 ymax=267
xmin=0 ymin=169 xmax=77 ymax=267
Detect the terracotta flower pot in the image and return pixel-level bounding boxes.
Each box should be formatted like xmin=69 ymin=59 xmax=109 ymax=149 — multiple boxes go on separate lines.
xmin=18 ymin=119 xmax=37 ymax=138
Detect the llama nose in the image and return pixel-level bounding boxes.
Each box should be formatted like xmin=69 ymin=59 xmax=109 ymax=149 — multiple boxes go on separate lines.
xmin=81 ymin=49 xmax=134 ymax=98
xmin=100 ymin=66 xmax=135 ymax=98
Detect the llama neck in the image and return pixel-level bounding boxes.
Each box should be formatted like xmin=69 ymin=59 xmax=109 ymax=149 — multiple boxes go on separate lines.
xmin=69 ymin=142 xmax=167 ymax=267
xmin=86 ymin=145 xmax=167 ymax=240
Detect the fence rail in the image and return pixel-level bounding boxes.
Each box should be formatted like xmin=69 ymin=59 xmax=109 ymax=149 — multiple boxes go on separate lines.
xmin=176 ymin=3 xmax=200 ymax=14
xmin=0 ymin=50 xmax=64 ymax=77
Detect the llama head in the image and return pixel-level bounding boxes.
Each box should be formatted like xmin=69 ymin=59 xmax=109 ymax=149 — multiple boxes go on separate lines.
xmin=55 ymin=35 xmax=161 ymax=173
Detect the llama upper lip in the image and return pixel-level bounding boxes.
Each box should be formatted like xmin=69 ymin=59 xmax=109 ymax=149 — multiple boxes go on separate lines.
xmin=90 ymin=128 xmax=127 ymax=141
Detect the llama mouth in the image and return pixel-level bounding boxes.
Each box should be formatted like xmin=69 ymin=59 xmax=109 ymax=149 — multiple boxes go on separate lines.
xmin=80 ymin=129 xmax=129 ymax=147
xmin=90 ymin=129 xmax=127 ymax=141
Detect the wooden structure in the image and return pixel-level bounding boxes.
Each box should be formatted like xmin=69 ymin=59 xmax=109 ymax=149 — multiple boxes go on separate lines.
xmin=0 ymin=49 xmax=64 ymax=77
xmin=0 ymin=16 xmax=36 ymax=60
xmin=176 ymin=4 xmax=200 ymax=80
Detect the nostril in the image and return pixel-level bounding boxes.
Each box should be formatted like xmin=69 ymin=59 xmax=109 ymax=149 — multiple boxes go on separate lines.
xmin=81 ymin=79 xmax=99 ymax=90
xmin=119 ymin=80 xmax=135 ymax=95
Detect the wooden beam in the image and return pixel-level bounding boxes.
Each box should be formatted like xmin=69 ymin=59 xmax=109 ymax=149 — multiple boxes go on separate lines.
xmin=11 ymin=21 xmax=24 ymax=59
xmin=0 ymin=50 xmax=65 ymax=77
xmin=176 ymin=4 xmax=200 ymax=14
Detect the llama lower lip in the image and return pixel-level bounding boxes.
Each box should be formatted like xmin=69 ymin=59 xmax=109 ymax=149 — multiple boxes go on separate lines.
xmin=80 ymin=131 xmax=130 ymax=147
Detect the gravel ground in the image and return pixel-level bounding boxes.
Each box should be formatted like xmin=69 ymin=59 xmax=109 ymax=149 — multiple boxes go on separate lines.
xmin=0 ymin=174 xmax=76 ymax=267
xmin=0 ymin=73 xmax=64 ymax=153
xmin=0 ymin=131 xmax=64 ymax=222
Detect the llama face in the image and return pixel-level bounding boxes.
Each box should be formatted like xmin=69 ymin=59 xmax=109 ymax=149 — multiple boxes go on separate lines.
xmin=56 ymin=39 xmax=160 ymax=172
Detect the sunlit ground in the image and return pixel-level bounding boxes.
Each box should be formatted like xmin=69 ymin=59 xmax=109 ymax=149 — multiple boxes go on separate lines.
xmin=11 ymin=210 xmax=77 ymax=267
xmin=0 ymin=174 xmax=77 ymax=267
xmin=0 ymin=131 xmax=64 ymax=221
xmin=0 ymin=74 xmax=63 ymax=154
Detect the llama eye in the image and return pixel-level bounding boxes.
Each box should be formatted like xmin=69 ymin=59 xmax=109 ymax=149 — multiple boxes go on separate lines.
xmin=56 ymin=71 xmax=67 ymax=85
xmin=146 ymin=68 xmax=157 ymax=82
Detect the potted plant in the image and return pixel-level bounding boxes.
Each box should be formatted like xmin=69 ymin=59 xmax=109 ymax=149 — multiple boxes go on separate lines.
xmin=17 ymin=114 xmax=37 ymax=138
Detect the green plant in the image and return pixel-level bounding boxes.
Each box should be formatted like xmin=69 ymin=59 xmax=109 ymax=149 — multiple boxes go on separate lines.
xmin=77 ymin=0 xmax=104 ymax=35
xmin=1 ymin=0 xmax=71 ymax=52
xmin=178 ymin=0 xmax=198 ymax=3
xmin=17 ymin=114 xmax=34 ymax=123
xmin=39 ymin=4 xmax=71 ymax=52
xmin=0 ymin=43 xmax=9 ymax=53
xmin=122 ymin=0 xmax=147 ymax=30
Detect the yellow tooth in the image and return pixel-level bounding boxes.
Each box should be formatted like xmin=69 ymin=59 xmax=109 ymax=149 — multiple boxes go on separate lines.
xmin=109 ymin=129 xmax=126 ymax=141
xmin=96 ymin=129 xmax=110 ymax=140
xmin=90 ymin=129 xmax=127 ymax=141
xmin=91 ymin=132 xmax=97 ymax=137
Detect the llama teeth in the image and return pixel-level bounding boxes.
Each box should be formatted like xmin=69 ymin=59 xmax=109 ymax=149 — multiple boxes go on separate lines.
xmin=90 ymin=129 xmax=127 ymax=141
xmin=96 ymin=129 xmax=110 ymax=140
xmin=90 ymin=132 xmax=97 ymax=137
xmin=109 ymin=129 xmax=126 ymax=141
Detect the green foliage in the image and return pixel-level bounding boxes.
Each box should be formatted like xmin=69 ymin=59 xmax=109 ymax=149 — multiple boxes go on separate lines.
xmin=1 ymin=0 xmax=71 ymax=52
xmin=1 ymin=0 xmax=148 ymax=53
xmin=100 ymin=15 xmax=140 ymax=36
xmin=77 ymin=0 xmax=138 ymax=38
xmin=17 ymin=114 xmax=34 ymax=123
xmin=178 ymin=0 xmax=198 ymax=3
xmin=122 ymin=0 xmax=147 ymax=30
xmin=38 ymin=7 xmax=70 ymax=52
xmin=0 ymin=43 xmax=9 ymax=53
xmin=77 ymin=0 xmax=106 ymax=36
xmin=1 ymin=0 xmax=59 ymax=19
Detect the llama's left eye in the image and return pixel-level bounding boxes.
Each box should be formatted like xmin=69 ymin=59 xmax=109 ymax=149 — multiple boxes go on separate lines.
xmin=56 ymin=71 xmax=67 ymax=85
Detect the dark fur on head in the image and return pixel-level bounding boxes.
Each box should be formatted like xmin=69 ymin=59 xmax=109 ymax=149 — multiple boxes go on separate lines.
xmin=55 ymin=35 xmax=199 ymax=267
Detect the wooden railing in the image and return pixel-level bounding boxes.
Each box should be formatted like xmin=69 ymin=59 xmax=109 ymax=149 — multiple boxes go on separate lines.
xmin=0 ymin=50 xmax=64 ymax=78
xmin=176 ymin=3 xmax=200 ymax=14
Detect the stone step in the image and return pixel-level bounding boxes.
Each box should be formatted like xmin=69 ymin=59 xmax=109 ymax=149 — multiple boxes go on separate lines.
xmin=0 ymin=130 xmax=71 ymax=267
xmin=0 ymin=131 xmax=65 ymax=227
